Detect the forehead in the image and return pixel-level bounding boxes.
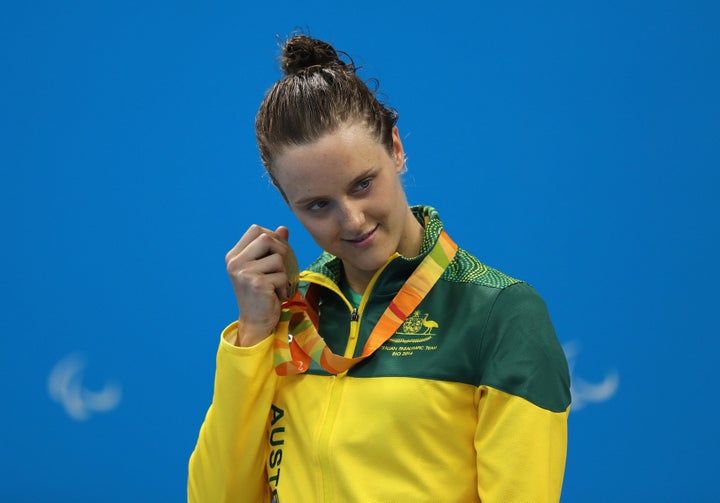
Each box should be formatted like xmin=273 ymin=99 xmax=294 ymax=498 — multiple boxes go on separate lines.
xmin=272 ymin=123 xmax=387 ymax=187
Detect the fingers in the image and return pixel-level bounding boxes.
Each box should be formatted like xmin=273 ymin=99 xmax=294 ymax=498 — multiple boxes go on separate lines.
xmin=223 ymin=224 xmax=296 ymax=346
xmin=226 ymin=224 xmax=295 ymax=302
xmin=274 ymin=225 xmax=289 ymax=242
xmin=225 ymin=224 xmax=274 ymax=265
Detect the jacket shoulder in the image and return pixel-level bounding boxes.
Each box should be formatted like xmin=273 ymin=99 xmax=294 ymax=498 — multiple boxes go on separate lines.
xmin=443 ymin=248 xmax=520 ymax=289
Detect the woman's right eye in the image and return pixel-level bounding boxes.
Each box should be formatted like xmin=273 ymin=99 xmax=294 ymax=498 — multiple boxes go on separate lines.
xmin=307 ymin=200 xmax=329 ymax=211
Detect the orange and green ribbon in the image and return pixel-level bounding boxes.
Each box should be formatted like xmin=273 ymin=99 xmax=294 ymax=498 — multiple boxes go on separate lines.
xmin=273 ymin=230 xmax=458 ymax=376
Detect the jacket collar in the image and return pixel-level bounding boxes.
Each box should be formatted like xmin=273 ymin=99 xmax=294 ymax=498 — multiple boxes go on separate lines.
xmin=302 ymin=205 xmax=446 ymax=297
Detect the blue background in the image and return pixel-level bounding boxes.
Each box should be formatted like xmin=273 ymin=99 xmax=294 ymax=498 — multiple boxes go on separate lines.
xmin=2 ymin=1 xmax=719 ymax=501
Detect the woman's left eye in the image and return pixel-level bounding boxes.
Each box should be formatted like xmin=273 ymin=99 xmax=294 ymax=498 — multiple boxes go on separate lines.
xmin=355 ymin=178 xmax=372 ymax=192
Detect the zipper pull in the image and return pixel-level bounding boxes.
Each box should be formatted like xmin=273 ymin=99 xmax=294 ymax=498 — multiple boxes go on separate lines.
xmin=351 ymin=308 xmax=359 ymax=322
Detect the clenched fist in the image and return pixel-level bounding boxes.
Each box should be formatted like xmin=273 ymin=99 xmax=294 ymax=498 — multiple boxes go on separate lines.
xmin=225 ymin=224 xmax=299 ymax=347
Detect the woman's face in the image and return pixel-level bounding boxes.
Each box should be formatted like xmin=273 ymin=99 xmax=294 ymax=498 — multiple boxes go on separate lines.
xmin=272 ymin=122 xmax=422 ymax=290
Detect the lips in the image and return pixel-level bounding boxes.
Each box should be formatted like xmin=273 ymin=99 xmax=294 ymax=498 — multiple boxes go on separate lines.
xmin=344 ymin=225 xmax=378 ymax=247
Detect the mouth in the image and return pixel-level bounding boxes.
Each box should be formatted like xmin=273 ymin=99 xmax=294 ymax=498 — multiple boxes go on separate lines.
xmin=343 ymin=225 xmax=379 ymax=247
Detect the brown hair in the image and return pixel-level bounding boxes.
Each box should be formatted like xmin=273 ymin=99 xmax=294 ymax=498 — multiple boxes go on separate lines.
xmin=255 ymin=34 xmax=399 ymax=175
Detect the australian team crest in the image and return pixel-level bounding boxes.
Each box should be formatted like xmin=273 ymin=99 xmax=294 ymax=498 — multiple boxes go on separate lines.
xmin=390 ymin=310 xmax=439 ymax=343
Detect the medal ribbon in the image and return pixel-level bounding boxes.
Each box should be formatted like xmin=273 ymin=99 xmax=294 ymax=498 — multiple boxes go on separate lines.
xmin=273 ymin=230 xmax=458 ymax=376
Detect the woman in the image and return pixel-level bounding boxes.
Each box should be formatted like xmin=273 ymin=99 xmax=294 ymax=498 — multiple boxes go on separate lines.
xmin=189 ymin=34 xmax=570 ymax=502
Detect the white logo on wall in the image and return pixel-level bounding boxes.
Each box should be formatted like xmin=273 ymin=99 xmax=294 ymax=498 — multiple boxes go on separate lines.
xmin=563 ymin=341 xmax=619 ymax=411
xmin=48 ymin=353 xmax=122 ymax=421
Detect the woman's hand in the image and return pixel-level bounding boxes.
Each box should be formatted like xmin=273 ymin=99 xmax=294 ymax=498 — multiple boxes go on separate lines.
xmin=225 ymin=224 xmax=296 ymax=347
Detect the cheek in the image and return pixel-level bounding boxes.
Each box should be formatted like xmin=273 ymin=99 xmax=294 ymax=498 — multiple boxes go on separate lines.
xmin=387 ymin=178 xmax=408 ymax=209
xmin=295 ymin=215 xmax=335 ymax=244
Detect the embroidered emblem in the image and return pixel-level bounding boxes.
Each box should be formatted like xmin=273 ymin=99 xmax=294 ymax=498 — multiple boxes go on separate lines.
xmin=398 ymin=310 xmax=439 ymax=335
xmin=389 ymin=310 xmax=439 ymax=344
xmin=382 ymin=310 xmax=441 ymax=356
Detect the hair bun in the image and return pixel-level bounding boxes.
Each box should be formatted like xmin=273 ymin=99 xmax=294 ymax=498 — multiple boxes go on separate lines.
xmin=281 ymin=35 xmax=347 ymax=76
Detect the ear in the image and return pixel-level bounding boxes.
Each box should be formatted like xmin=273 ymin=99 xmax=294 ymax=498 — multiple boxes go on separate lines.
xmin=391 ymin=126 xmax=405 ymax=173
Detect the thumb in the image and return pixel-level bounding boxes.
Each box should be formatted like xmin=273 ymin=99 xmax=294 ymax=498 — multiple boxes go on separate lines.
xmin=274 ymin=225 xmax=290 ymax=241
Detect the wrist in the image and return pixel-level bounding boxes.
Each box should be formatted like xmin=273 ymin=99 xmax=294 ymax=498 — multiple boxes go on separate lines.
xmin=235 ymin=318 xmax=273 ymax=347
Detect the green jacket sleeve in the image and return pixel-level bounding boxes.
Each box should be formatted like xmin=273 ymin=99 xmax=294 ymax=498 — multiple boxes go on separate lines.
xmin=474 ymin=282 xmax=571 ymax=501
xmin=188 ymin=323 xmax=277 ymax=503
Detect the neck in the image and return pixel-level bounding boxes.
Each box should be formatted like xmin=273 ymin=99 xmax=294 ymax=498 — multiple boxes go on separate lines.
xmin=343 ymin=268 xmax=375 ymax=296
xmin=343 ymin=208 xmax=426 ymax=294
xmin=396 ymin=207 xmax=425 ymax=259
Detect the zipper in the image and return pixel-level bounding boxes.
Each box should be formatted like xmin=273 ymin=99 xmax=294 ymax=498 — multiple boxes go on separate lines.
xmin=339 ymin=253 xmax=399 ymax=360
xmin=302 ymin=256 xmax=398 ymax=362
xmin=303 ymin=254 xmax=400 ymax=499
xmin=318 ymin=375 xmax=343 ymax=499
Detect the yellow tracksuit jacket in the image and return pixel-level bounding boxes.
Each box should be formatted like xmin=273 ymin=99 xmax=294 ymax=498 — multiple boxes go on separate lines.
xmin=189 ymin=206 xmax=571 ymax=502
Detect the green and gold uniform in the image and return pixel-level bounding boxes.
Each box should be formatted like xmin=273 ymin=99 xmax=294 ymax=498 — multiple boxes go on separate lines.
xmin=189 ymin=206 xmax=571 ymax=502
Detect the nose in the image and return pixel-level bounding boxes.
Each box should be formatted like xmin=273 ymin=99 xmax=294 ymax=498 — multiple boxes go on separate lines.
xmin=338 ymin=199 xmax=365 ymax=235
